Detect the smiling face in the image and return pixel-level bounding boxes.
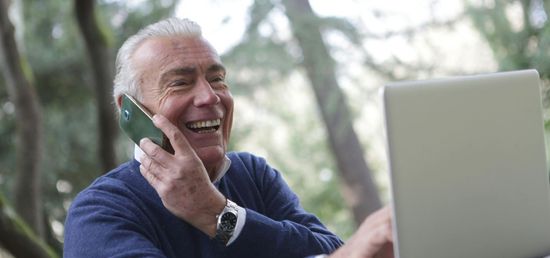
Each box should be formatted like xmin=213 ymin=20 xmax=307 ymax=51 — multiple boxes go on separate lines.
xmin=131 ymin=36 xmax=233 ymax=176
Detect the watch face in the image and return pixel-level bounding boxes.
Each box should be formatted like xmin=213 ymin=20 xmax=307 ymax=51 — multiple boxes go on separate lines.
xmin=221 ymin=212 xmax=237 ymax=231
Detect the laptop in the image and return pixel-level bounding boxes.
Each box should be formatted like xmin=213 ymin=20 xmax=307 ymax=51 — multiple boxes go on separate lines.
xmin=382 ymin=69 xmax=550 ymax=258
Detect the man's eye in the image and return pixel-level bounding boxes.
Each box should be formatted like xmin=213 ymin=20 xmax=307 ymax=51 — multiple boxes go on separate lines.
xmin=170 ymin=80 xmax=189 ymax=87
xmin=210 ymin=77 xmax=228 ymax=90
xmin=210 ymin=77 xmax=225 ymax=83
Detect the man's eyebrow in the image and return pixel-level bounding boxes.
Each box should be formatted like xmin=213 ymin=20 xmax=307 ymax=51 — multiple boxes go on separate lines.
xmin=207 ymin=64 xmax=226 ymax=74
xmin=159 ymin=67 xmax=196 ymax=84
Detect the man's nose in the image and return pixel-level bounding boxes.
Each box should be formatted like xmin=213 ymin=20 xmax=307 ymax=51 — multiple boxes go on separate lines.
xmin=193 ymin=79 xmax=220 ymax=106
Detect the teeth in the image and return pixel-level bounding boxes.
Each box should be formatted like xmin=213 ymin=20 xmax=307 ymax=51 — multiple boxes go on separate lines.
xmin=187 ymin=119 xmax=221 ymax=129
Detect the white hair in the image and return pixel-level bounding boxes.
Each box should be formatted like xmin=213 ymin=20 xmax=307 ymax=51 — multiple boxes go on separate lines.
xmin=113 ymin=17 xmax=203 ymax=108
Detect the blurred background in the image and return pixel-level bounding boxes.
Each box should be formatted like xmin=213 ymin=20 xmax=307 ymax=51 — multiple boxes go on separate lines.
xmin=1 ymin=0 xmax=549 ymax=257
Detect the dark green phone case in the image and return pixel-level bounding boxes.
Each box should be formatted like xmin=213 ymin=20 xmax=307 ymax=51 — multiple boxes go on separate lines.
xmin=119 ymin=94 xmax=167 ymax=148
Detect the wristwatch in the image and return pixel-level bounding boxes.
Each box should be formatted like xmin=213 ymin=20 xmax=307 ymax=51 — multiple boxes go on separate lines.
xmin=214 ymin=198 xmax=239 ymax=245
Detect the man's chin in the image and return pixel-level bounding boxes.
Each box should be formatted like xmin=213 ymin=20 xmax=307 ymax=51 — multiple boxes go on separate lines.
xmin=194 ymin=146 xmax=226 ymax=175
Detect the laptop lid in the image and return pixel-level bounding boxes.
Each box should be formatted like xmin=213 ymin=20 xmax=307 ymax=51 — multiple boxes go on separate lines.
xmin=383 ymin=69 xmax=550 ymax=258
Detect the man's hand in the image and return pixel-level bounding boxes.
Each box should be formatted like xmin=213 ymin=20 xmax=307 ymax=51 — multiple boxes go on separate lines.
xmin=330 ymin=206 xmax=394 ymax=258
xmin=139 ymin=114 xmax=226 ymax=237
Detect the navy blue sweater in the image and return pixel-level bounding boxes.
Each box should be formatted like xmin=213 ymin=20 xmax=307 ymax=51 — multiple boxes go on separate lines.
xmin=64 ymin=152 xmax=343 ymax=258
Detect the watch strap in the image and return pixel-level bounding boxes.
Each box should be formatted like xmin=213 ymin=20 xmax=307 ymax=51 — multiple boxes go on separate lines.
xmin=214 ymin=199 xmax=239 ymax=245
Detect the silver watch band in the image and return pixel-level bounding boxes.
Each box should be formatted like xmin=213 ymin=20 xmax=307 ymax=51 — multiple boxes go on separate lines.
xmin=214 ymin=199 xmax=239 ymax=245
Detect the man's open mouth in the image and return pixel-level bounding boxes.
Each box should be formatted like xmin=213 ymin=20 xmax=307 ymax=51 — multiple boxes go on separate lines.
xmin=186 ymin=119 xmax=221 ymax=134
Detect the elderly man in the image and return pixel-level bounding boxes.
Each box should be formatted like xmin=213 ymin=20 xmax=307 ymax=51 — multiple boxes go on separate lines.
xmin=64 ymin=17 xmax=392 ymax=258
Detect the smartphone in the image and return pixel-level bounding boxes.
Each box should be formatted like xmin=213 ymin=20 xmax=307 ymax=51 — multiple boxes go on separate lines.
xmin=119 ymin=94 xmax=169 ymax=150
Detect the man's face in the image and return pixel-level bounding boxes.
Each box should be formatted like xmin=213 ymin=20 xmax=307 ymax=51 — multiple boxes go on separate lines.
xmin=131 ymin=36 xmax=233 ymax=176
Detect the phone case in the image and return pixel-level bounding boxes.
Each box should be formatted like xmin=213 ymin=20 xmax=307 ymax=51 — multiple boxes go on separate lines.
xmin=119 ymin=94 xmax=167 ymax=149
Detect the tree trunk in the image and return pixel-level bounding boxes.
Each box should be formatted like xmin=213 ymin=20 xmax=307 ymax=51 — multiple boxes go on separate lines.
xmin=75 ymin=0 xmax=118 ymax=172
xmin=0 ymin=0 xmax=45 ymax=238
xmin=0 ymin=195 xmax=58 ymax=258
xmin=282 ymin=0 xmax=382 ymax=223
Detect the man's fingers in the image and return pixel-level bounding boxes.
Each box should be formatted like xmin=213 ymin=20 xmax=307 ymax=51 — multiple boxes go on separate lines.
xmin=152 ymin=114 xmax=195 ymax=155
xmin=140 ymin=137 xmax=170 ymax=166
xmin=362 ymin=215 xmax=394 ymax=258
xmin=374 ymin=243 xmax=394 ymax=258
xmin=371 ymin=206 xmax=392 ymax=223
xmin=360 ymin=206 xmax=392 ymax=232
xmin=369 ymin=206 xmax=393 ymax=243
xmin=140 ymin=154 xmax=166 ymax=180
xmin=140 ymin=163 xmax=162 ymax=188
xmin=329 ymin=206 xmax=394 ymax=258
xmin=371 ymin=220 xmax=393 ymax=245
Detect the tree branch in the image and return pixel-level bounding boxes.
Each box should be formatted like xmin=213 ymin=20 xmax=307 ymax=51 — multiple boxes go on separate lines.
xmin=74 ymin=0 xmax=118 ymax=172
xmin=0 ymin=0 xmax=45 ymax=239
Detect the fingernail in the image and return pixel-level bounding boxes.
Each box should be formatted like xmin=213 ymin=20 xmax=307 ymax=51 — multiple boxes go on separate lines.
xmin=140 ymin=138 xmax=149 ymax=145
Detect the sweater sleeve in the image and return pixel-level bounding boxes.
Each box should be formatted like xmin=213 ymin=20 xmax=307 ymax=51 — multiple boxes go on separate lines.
xmin=225 ymin=154 xmax=343 ymax=258
xmin=63 ymin=178 xmax=167 ymax=258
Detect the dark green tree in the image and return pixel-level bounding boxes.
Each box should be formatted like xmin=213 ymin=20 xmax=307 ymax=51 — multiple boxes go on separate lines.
xmin=466 ymin=0 xmax=550 ymax=104
xmin=0 ymin=0 xmax=58 ymax=256
xmin=0 ymin=0 xmax=178 ymax=254
xmin=282 ymin=0 xmax=382 ymax=222
xmin=0 ymin=0 xmax=45 ymax=240
xmin=223 ymin=0 xmax=382 ymax=227
xmin=75 ymin=0 xmax=118 ymax=173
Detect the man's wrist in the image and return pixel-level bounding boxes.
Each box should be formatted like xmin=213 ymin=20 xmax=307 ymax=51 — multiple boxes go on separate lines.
xmin=226 ymin=205 xmax=246 ymax=245
xmin=183 ymin=189 xmax=225 ymax=238
xmin=213 ymin=199 xmax=246 ymax=246
xmin=214 ymin=199 xmax=239 ymax=245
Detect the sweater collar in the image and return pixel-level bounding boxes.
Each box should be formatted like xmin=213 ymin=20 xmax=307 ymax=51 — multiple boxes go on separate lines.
xmin=133 ymin=144 xmax=231 ymax=184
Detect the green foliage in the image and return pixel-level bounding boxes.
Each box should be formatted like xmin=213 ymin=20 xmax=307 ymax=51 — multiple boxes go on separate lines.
xmin=22 ymin=0 xmax=91 ymax=107
xmin=466 ymin=1 xmax=531 ymax=70
xmin=223 ymin=0 xmax=375 ymax=238
xmin=222 ymin=36 xmax=296 ymax=95
xmin=99 ymin=0 xmax=178 ymax=49
xmin=0 ymin=0 xmax=178 ymax=245
xmin=0 ymin=194 xmax=59 ymax=258
xmin=319 ymin=17 xmax=363 ymax=46
xmin=230 ymin=79 xmax=355 ymax=238
xmin=221 ymin=0 xmax=296 ymax=95
xmin=466 ymin=1 xmax=550 ymax=88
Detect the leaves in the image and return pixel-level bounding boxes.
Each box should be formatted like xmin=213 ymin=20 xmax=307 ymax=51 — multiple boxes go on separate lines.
xmin=0 ymin=0 xmax=177 ymax=252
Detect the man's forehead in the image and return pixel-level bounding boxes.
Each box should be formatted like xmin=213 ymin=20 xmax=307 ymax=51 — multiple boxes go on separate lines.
xmin=160 ymin=64 xmax=226 ymax=81
xmin=132 ymin=36 xmax=220 ymax=64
